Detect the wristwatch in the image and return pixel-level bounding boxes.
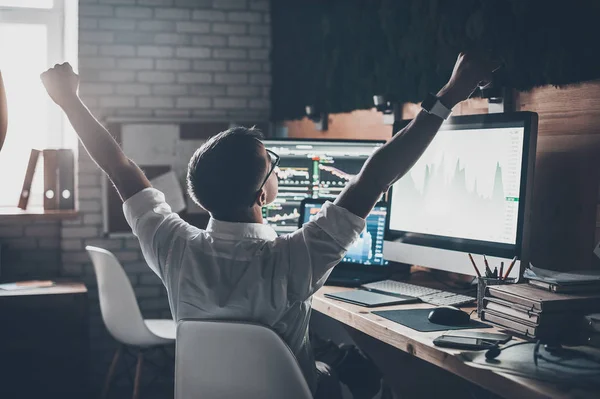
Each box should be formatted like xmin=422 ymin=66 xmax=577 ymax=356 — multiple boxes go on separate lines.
xmin=421 ymin=93 xmax=452 ymax=120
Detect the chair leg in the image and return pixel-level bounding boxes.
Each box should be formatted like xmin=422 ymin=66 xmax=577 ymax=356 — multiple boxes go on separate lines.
xmin=132 ymin=350 xmax=144 ymax=399
xmin=102 ymin=345 xmax=123 ymax=399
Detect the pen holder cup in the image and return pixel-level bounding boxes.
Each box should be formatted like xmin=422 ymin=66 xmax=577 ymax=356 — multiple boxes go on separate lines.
xmin=477 ymin=277 xmax=515 ymax=318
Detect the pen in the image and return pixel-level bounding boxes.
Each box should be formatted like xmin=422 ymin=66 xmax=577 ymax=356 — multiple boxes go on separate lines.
xmin=493 ymin=267 xmax=498 ymax=279
xmin=468 ymin=253 xmax=482 ymax=278
xmin=483 ymin=255 xmax=492 ymax=277
xmin=503 ymin=256 xmax=518 ymax=280
xmin=499 ymin=262 xmax=504 ymax=281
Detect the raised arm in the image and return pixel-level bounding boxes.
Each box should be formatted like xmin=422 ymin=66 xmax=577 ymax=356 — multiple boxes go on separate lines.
xmin=41 ymin=63 xmax=150 ymax=201
xmin=0 ymin=70 xmax=7 ymax=152
xmin=335 ymin=53 xmax=497 ymax=218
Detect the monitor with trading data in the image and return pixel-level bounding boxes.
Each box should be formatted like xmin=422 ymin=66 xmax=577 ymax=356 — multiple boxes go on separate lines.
xmin=262 ymin=139 xmax=385 ymax=234
xmin=385 ymin=112 xmax=538 ymax=279
xmin=300 ymin=199 xmax=389 ymax=266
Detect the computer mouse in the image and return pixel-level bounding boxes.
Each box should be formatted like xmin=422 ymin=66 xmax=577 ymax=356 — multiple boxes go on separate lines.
xmin=428 ymin=306 xmax=470 ymax=326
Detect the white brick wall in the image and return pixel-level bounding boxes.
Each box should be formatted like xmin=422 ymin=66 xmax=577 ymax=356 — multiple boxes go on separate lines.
xmin=0 ymin=0 xmax=271 ymax=391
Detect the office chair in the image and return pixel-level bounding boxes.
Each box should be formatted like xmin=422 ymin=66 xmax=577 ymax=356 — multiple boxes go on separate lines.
xmin=176 ymin=320 xmax=314 ymax=399
xmin=86 ymin=246 xmax=176 ymax=399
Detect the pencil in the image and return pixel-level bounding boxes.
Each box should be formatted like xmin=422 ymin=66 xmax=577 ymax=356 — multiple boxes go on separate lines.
xmin=483 ymin=255 xmax=492 ymax=277
xmin=468 ymin=253 xmax=482 ymax=277
xmin=503 ymin=256 xmax=518 ymax=280
xmin=499 ymin=262 xmax=504 ymax=281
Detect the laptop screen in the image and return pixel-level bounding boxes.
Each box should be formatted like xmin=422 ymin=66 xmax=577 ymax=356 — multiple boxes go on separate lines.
xmin=300 ymin=200 xmax=389 ymax=266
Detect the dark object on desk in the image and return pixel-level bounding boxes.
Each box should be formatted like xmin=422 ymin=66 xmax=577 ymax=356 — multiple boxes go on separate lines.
xmin=373 ymin=308 xmax=491 ymax=332
xmin=433 ymin=335 xmax=496 ymax=351
xmin=324 ymin=289 xmax=418 ymax=308
xmin=444 ymin=331 xmax=512 ymax=345
xmin=428 ymin=306 xmax=471 ymax=326
xmin=0 ymin=283 xmax=89 ymax=399
xmin=325 ymin=267 xmax=390 ymax=287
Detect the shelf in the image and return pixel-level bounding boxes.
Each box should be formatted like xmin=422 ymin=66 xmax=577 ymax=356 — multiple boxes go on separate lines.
xmin=0 ymin=207 xmax=80 ymax=221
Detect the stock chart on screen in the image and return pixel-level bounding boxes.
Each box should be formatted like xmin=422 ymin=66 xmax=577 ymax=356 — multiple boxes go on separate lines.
xmin=302 ymin=201 xmax=388 ymax=266
xmin=389 ymin=124 xmax=525 ymax=245
xmin=262 ymin=140 xmax=384 ymax=234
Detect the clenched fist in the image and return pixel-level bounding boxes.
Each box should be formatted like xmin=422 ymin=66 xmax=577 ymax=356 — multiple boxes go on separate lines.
xmin=40 ymin=62 xmax=80 ymax=108
xmin=437 ymin=52 xmax=501 ymax=108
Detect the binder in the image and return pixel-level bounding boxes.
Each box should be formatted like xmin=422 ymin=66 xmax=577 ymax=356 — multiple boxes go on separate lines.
xmin=57 ymin=149 xmax=75 ymax=210
xmin=481 ymin=310 xmax=539 ymax=338
xmin=483 ymin=297 xmax=592 ymax=326
xmin=528 ymin=279 xmax=600 ymax=294
xmin=486 ymin=284 xmax=600 ymax=312
xmin=483 ymin=297 xmax=543 ymax=324
xmin=18 ymin=149 xmax=40 ymax=210
xmin=43 ymin=149 xmax=59 ymax=210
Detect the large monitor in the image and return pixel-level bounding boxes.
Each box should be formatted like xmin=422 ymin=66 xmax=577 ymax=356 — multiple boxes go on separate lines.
xmin=262 ymin=139 xmax=385 ymax=234
xmin=384 ymin=112 xmax=538 ymax=279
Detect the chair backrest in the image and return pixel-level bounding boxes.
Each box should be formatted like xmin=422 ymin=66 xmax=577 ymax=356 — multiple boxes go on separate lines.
xmin=175 ymin=320 xmax=313 ymax=399
xmin=86 ymin=246 xmax=157 ymax=346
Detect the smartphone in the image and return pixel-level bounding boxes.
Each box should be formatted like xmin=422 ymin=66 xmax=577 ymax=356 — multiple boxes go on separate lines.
xmin=433 ymin=335 xmax=497 ymax=350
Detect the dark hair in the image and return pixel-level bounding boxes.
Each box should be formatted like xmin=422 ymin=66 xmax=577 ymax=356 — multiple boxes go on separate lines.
xmin=187 ymin=126 xmax=267 ymax=217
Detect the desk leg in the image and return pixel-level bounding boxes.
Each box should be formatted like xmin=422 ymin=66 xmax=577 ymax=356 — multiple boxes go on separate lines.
xmin=345 ymin=327 xmax=493 ymax=399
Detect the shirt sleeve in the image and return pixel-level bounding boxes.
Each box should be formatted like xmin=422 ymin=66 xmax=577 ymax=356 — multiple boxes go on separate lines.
xmin=277 ymin=201 xmax=366 ymax=300
xmin=123 ymin=188 xmax=196 ymax=283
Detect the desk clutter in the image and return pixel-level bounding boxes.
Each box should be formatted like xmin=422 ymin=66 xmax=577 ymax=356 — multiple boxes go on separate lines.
xmin=480 ymin=266 xmax=600 ymax=341
xmin=461 ymin=342 xmax=600 ymax=389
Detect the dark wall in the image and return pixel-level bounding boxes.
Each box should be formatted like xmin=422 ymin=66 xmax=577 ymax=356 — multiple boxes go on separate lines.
xmin=271 ymin=0 xmax=600 ymax=120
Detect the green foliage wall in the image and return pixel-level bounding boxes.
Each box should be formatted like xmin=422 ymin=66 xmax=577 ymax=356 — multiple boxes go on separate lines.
xmin=271 ymin=0 xmax=600 ymax=120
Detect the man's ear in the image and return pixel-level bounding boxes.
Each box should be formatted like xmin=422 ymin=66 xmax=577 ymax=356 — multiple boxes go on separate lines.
xmin=256 ymin=188 xmax=267 ymax=207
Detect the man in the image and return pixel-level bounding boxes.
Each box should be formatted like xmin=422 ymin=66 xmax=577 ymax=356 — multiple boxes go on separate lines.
xmin=41 ymin=52 xmax=494 ymax=397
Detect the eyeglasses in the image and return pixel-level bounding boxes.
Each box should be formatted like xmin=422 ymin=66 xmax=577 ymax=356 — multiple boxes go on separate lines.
xmin=255 ymin=148 xmax=280 ymax=199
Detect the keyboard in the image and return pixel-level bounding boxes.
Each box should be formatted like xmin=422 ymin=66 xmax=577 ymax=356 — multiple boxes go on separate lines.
xmin=362 ymin=280 xmax=475 ymax=307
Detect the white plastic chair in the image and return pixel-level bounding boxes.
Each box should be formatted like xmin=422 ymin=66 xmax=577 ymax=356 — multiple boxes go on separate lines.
xmin=86 ymin=246 xmax=176 ymax=399
xmin=175 ymin=320 xmax=313 ymax=399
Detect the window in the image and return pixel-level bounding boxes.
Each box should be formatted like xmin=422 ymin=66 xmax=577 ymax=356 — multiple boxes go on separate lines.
xmin=0 ymin=0 xmax=77 ymax=208
xmin=0 ymin=0 xmax=53 ymax=9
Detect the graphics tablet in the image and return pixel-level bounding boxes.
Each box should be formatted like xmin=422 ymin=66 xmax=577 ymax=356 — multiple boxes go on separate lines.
xmin=324 ymin=289 xmax=418 ymax=308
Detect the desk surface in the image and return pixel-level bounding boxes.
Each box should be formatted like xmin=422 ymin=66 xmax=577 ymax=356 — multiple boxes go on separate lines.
xmin=314 ymin=285 xmax=598 ymax=399
xmin=0 ymin=282 xmax=87 ymax=297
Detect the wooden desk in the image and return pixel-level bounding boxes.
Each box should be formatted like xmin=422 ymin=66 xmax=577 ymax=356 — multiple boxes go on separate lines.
xmin=314 ymin=285 xmax=598 ymax=399
xmin=0 ymin=282 xmax=89 ymax=399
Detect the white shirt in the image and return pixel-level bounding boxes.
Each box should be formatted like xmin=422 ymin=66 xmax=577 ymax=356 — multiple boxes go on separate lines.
xmin=123 ymin=188 xmax=366 ymax=392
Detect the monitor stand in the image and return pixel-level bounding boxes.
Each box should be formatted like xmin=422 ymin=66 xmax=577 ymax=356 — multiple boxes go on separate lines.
xmin=325 ymin=267 xmax=391 ymax=288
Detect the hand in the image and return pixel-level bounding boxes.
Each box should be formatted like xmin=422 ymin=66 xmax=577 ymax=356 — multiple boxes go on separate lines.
xmin=40 ymin=62 xmax=80 ymax=108
xmin=437 ymin=52 xmax=500 ymax=108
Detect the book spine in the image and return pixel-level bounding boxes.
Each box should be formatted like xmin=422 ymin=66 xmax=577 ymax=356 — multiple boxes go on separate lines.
xmin=43 ymin=149 xmax=59 ymax=210
xmin=18 ymin=149 xmax=40 ymax=210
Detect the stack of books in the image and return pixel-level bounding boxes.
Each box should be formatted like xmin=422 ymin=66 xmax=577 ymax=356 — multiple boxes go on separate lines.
xmin=481 ymin=283 xmax=600 ymax=340
xmin=524 ymin=266 xmax=600 ymax=293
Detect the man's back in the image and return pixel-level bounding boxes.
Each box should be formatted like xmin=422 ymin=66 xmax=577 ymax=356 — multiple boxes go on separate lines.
xmin=123 ymin=188 xmax=366 ymax=392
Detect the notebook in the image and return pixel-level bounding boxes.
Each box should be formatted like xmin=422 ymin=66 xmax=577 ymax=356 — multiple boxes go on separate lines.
xmin=324 ymin=289 xmax=418 ymax=308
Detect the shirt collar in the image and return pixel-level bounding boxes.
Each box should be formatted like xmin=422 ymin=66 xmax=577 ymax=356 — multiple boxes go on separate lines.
xmin=206 ymin=218 xmax=278 ymax=241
